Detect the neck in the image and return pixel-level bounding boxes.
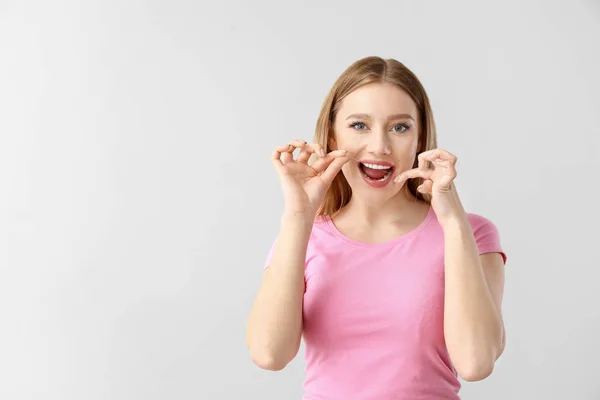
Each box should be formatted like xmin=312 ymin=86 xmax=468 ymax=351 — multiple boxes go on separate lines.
xmin=340 ymin=187 xmax=424 ymax=226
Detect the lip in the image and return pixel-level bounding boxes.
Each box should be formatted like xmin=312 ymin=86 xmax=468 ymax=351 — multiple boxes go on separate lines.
xmin=357 ymin=159 xmax=395 ymax=188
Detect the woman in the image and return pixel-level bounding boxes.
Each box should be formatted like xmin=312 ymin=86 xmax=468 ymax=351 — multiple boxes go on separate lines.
xmin=246 ymin=56 xmax=507 ymax=400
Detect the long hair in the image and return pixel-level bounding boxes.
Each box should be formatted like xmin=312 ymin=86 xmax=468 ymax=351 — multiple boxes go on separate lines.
xmin=313 ymin=56 xmax=438 ymax=217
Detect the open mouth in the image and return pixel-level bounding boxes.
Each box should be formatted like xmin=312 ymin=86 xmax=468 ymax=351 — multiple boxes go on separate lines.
xmin=358 ymin=162 xmax=395 ymax=182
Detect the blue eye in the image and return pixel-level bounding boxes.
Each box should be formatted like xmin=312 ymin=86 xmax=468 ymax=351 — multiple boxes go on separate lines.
xmin=350 ymin=122 xmax=366 ymax=131
xmin=392 ymin=123 xmax=410 ymax=133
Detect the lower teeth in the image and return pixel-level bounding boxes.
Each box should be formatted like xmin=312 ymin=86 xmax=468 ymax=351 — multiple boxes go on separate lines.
xmin=365 ymin=170 xmax=392 ymax=182
xmin=376 ymin=172 xmax=391 ymax=181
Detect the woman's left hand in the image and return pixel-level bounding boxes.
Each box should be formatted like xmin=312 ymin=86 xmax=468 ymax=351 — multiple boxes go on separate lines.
xmin=394 ymin=148 xmax=466 ymax=225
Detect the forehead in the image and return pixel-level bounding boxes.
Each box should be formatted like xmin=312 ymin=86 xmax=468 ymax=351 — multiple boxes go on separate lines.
xmin=338 ymin=82 xmax=417 ymax=118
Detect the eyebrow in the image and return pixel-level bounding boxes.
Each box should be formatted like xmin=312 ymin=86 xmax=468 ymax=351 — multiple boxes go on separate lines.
xmin=346 ymin=114 xmax=415 ymax=121
xmin=345 ymin=113 xmax=415 ymax=122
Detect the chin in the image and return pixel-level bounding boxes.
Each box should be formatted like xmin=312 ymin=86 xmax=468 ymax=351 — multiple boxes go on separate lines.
xmin=348 ymin=180 xmax=400 ymax=205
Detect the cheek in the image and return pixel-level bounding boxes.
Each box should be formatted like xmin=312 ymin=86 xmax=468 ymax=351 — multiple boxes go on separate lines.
xmin=334 ymin=131 xmax=360 ymax=147
xmin=394 ymin=139 xmax=418 ymax=169
xmin=410 ymin=141 xmax=419 ymax=165
xmin=407 ymin=142 xmax=418 ymax=160
xmin=341 ymin=161 xmax=357 ymax=177
xmin=336 ymin=136 xmax=370 ymax=158
xmin=410 ymin=138 xmax=418 ymax=154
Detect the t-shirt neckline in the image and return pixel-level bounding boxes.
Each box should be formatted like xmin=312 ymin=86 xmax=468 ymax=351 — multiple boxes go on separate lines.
xmin=322 ymin=205 xmax=435 ymax=248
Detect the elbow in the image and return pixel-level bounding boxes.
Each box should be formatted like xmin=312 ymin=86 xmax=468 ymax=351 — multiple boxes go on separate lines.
xmin=245 ymin=324 xmax=301 ymax=371
xmin=451 ymin=332 xmax=505 ymax=382
xmin=456 ymin=360 xmax=495 ymax=382
xmin=249 ymin=349 xmax=288 ymax=371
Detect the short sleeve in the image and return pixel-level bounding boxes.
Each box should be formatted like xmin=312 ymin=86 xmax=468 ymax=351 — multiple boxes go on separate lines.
xmin=469 ymin=214 xmax=507 ymax=265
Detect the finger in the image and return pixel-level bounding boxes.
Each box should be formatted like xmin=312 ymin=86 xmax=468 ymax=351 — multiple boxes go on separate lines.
xmin=311 ymin=149 xmax=348 ymax=173
xmin=297 ymin=144 xmax=319 ymax=164
xmin=273 ymin=143 xmax=295 ymax=164
xmin=272 ymin=143 xmax=302 ymax=170
xmin=274 ymin=140 xmax=308 ymax=164
xmin=319 ymin=155 xmax=350 ymax=186
xmin=393 ymin=167 xmax=433 ymax=185
xmin=284 ymin=140 xmax=308 ymax=163
xmin=273 ymin=139 xmax=308 ymax=154
xmin=297 ymin=147 xmax=314 ymax=164
xmin=417 ymin=179 xmax=433 ymax=194
xmin=312 ymin=143 xmax=326 ymax=158
xmin=271 ymin=148 xmax=285 ymax=172
xmin=418 ymin=148 xmax=457 ymax=169
xmin=437 ymin=165 xmax=458 ymax=189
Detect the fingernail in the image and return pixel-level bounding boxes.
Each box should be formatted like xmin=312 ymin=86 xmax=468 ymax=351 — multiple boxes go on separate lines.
xmin=320 ymin=149 xmax=325 ymax=157
xmin=341 ymin=150 xmax=348 ymax=155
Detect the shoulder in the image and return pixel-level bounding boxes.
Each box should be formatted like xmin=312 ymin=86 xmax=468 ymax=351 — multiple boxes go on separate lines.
xmin=464 ymin=212 xmax=500 ymax=233
xmin=464 ymin=212 xmax=502 ymax=240
xmin=464 ymin=212 xmax=506 ymax=263
xmin=307 ymin=215 xmax=340 ymax=248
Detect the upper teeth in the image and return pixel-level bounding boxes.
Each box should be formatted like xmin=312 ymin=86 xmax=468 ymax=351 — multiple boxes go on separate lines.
xmin=362 ymin=162 xmax=391 ymax=170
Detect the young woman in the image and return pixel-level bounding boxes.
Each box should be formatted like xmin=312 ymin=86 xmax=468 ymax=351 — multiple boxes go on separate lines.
xmin=246 ymin=56 xmax=507 ymax=400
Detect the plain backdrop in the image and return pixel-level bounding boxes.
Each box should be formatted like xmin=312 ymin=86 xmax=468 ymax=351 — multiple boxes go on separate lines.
xmin=1 ymin=0 xmax=599 ymax=399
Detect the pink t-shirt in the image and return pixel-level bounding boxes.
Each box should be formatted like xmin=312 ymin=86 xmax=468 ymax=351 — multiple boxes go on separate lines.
xmin=264 ymin=207 xmax=506 ymax=400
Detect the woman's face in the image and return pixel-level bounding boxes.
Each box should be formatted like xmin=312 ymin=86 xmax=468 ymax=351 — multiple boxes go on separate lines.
xmin=330 ymin=82 xmax=420 ymax=203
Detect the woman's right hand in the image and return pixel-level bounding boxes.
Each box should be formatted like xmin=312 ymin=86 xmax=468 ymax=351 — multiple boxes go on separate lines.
xmin=272 ymin=139 xmax=350 ymax=218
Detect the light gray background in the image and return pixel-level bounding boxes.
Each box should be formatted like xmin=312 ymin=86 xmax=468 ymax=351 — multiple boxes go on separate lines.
xmin=1 ymin=0 xmax=599 ymax=399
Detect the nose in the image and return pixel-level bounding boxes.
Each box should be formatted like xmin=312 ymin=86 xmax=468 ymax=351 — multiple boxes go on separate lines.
xmin=366 ymin=131 xmax=391 ymax=156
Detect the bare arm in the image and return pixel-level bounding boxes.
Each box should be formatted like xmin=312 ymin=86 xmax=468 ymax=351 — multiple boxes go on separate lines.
xmin=396 ymin=148 xmax=506 ymax=382
xmin=245 ymin=214 xmax=313 ymax=371
xmin=442 ymin=216 xmax=506 ymax=382
xmin=246 ymin=140 xmax=348 ymax=371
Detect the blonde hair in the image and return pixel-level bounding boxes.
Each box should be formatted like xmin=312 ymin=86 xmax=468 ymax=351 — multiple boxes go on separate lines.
xmin=313 ymin=56 xmax=438 ymax=217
